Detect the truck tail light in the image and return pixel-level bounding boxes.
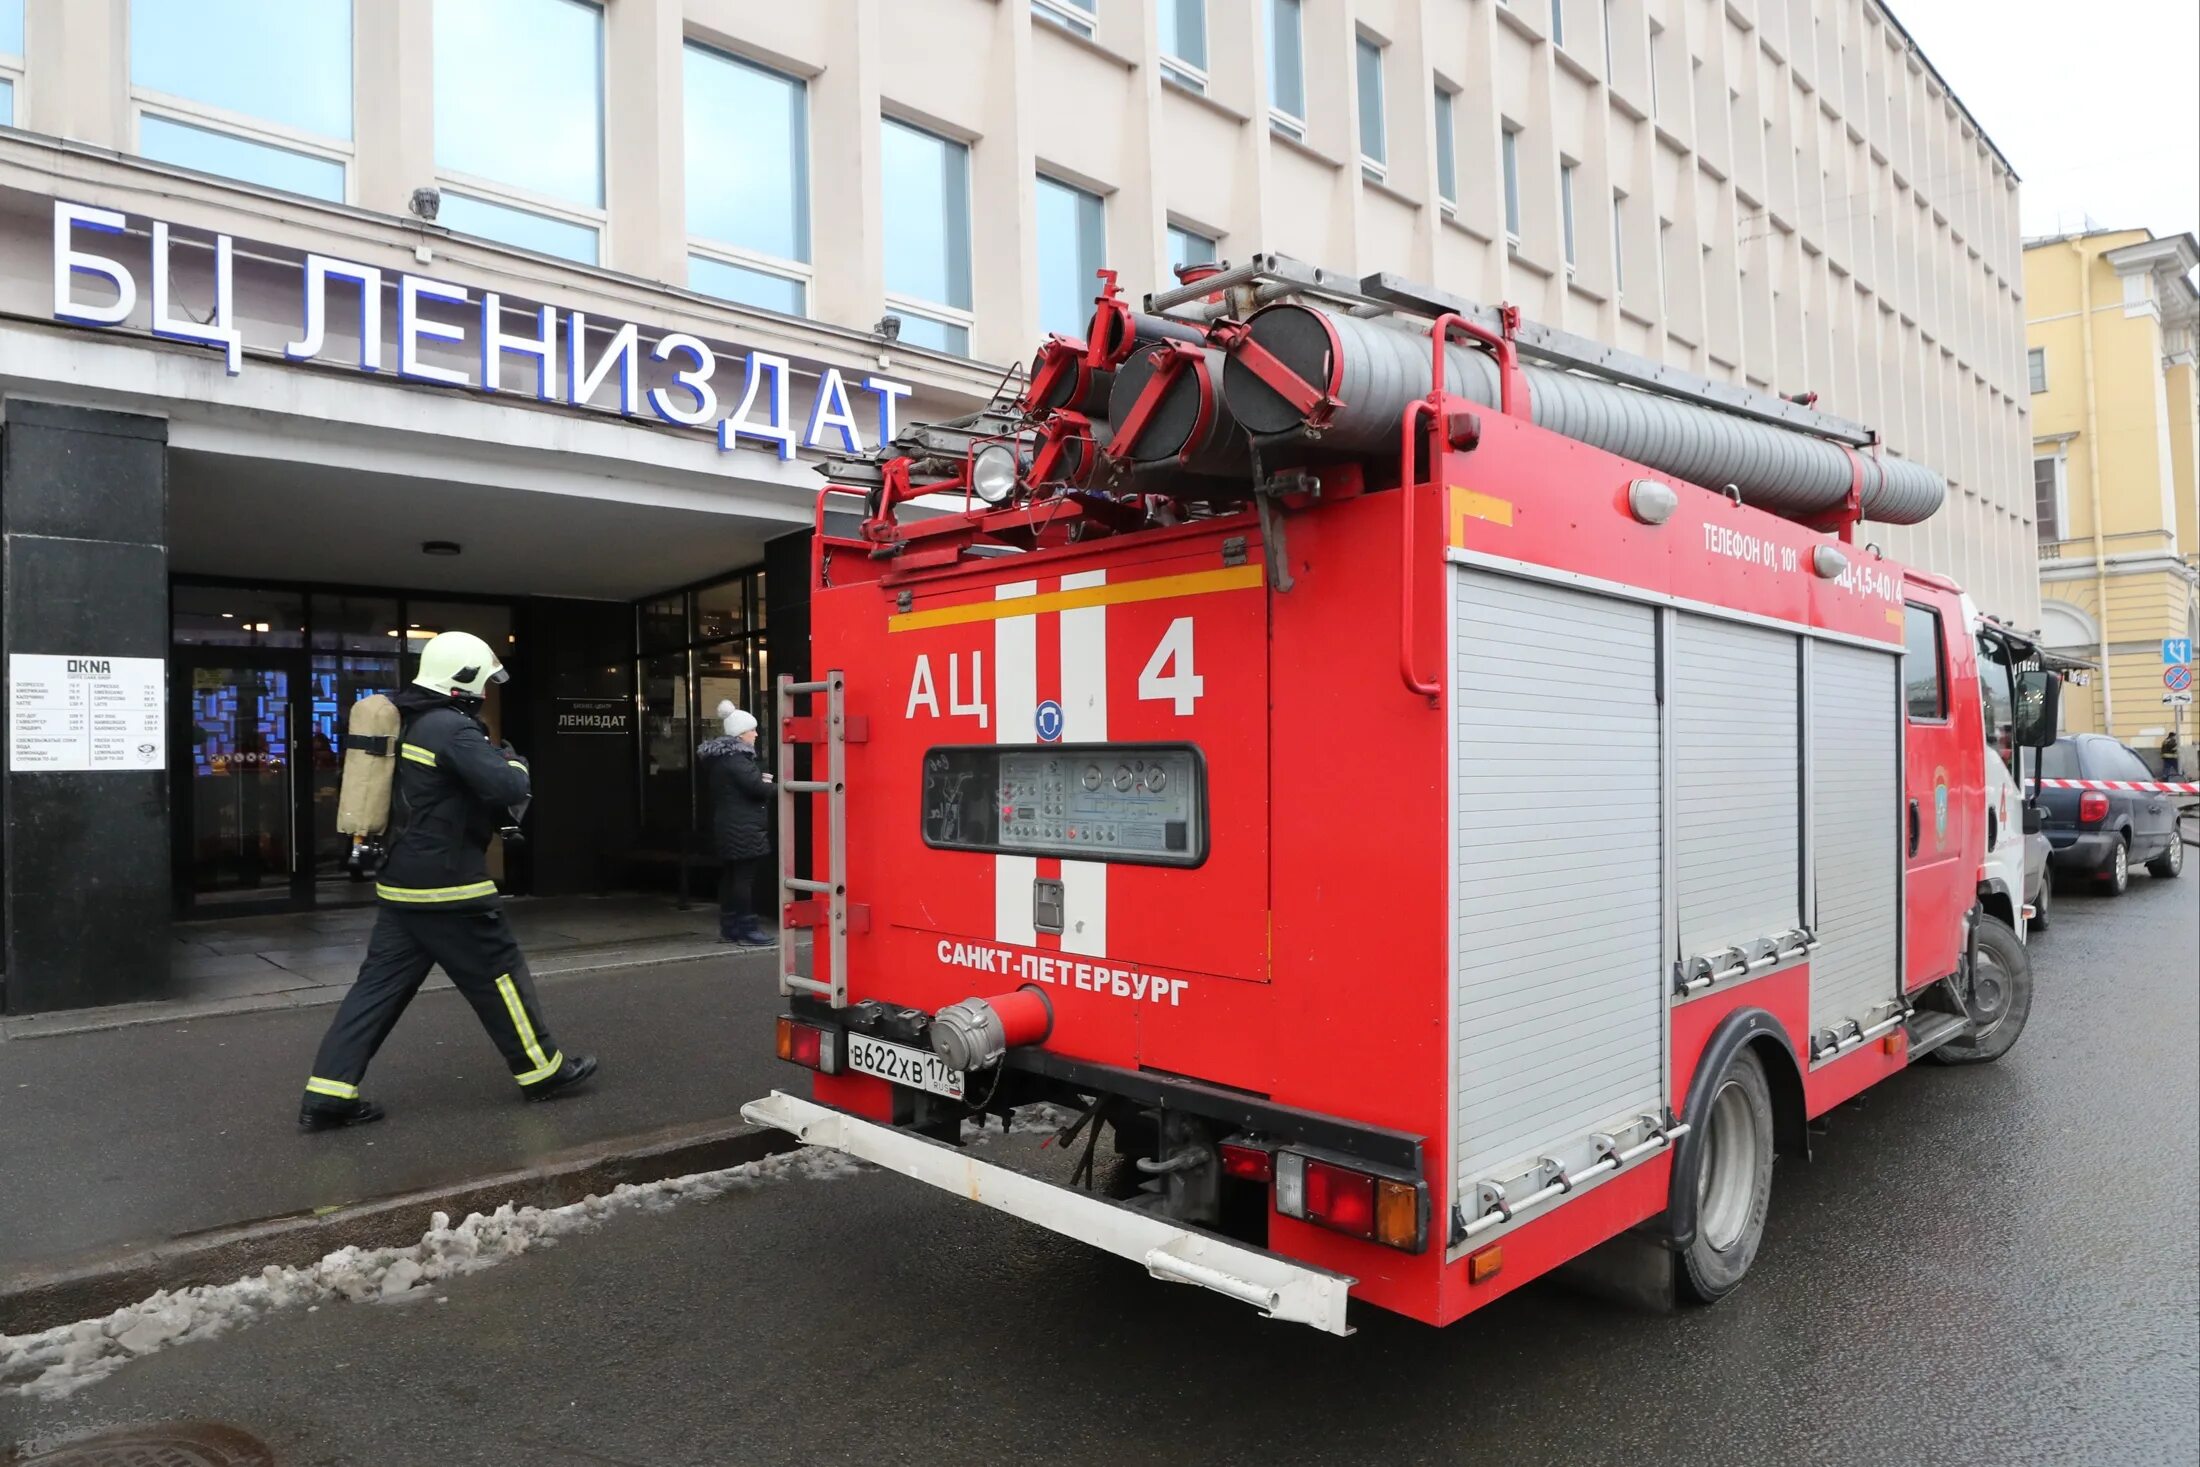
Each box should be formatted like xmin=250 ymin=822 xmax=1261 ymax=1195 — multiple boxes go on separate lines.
xmin=1218 ymin=1140 xmax=1275 ymax=1183
xmin=775 ymin=1016 xmax=838 ymax=1073
xmin=2079 ymin=791 xmax=2109 ymax=825
xmin=1274 ymin=1151 xmax=1426 ymax=1253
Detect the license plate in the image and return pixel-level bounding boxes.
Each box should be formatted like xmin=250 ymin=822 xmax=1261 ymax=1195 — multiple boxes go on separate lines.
xmin=845 ymin=1033 xmax=966 ymax=1100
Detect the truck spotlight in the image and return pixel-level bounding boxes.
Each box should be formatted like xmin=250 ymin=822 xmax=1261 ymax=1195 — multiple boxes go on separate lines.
xmin=1812 ymin=544 xmax=1850 ymax=578
xmin=1626 ymin=479 xmax=1679 ymax=525
xmin=971 ymin=444 xmax=1022 ymax=505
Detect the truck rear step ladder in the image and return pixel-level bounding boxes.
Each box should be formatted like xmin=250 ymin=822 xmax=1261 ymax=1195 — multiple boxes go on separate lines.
xmin=742 ymin=1090 xmax=1358 ymax=1334
xmin=777 ymin=672 xmax=853 ymax=1008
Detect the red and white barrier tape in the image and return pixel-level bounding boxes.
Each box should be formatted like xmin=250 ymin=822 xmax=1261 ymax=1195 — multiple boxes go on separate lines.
xmin=2038 ymin=778 xmax=2200 ymax=795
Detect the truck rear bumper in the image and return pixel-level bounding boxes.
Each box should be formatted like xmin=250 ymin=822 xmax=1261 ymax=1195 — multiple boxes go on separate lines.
xmin=740 ymin=1090 xmax=1358 ymax=1335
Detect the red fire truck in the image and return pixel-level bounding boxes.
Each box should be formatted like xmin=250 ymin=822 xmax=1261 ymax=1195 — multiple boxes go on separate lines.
xmin=742 ymin=257 xmax=2063 ymax=1334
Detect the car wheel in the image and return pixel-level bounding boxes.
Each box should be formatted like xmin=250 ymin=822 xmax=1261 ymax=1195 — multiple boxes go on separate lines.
xmin=1676 ymin=1048 xmax=1775 ymax=1304
xmin=2028 ymin=878 xmax=2051 ymax=932
xmin=1929 ymin=916 xmax=2034 ymax=1066
xmin=2146 ymin=831 xmax=2183 ymax=879
xmin=2098 ymin=836 xmax=2130 ymax=895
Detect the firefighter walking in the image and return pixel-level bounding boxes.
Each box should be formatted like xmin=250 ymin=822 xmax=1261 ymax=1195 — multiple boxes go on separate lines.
xmin=299 ymin=631 xmax=597 ymax=1130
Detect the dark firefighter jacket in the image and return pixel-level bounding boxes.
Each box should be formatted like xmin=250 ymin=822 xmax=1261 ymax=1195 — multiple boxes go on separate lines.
xmin=376 ymin=685 xmax=530 ymax=912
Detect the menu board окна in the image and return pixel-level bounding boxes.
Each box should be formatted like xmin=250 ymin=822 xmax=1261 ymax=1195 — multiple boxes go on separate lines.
xmin=8 ymin=654 xmax=166 ymax=772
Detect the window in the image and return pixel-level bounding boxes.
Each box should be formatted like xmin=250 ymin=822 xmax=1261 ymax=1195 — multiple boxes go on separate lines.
xmin=1977 ymin=632 xmax=2016 ymax=771
xmin=1550 ymin=0 xmax=1566 ymax=48
xmin=1903 ymin=604 xmax=1947 ymax=721
xmin=1036 ymin=174 xmax=1107 ymax=338
xmin=434 ymin=0 xmax=604 ymax=264
xmin=2027 ymin=346 xmax=2047 ymax=393
xmin=1168 ymin=224 xmax=1219 ymax=272
xmin=1032 ymin=0 xmax=1097 ymax=38
xmin=2039 ymin=740 xmax=2078 ymax=781
xmin=1434 ymin=88 xmax=1459 ymax=209
xmin=881 ymin=118 xmax=973 ymax=354
xmin=636 ymin=569 xmax=772 ymax=850
xmin=685 ymin=44 xmax=809 ymax=314
xmin=1602 ymin=0 xmax=1616 ymax=82
xmin=2033 ymin=455 xmax=2064 ymax=541
xmin=1268 ymin=0 xmax=1305 ymax=137
xmin=1355 ymin=36 xmax=1386 ymax=176
xmin=1 ymin=0 xmax=22 ymax=128
xmin=1159 ymin=0 xmax=1207 ymax=91
xmin=128 ymin=0 xmax=353 ymax=201
xmin=1612 ymin=189 xmax=1627 ymax=295
xmin=436 ymin=193 xmax=600 ymax=264
xmin=2106 ymin=745 xmax=2155 ymax=782
xmin=1501 ymin=124 xmax=1522 ymax=242
xmin=1560 ymin=162 xmax=1578 ymax=268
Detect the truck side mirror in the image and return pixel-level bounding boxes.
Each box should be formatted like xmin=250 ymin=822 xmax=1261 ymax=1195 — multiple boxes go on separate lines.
xmin=2022 ymin=804 xmax=2044 ymax=835
xmin=2014 ymin=670 xmax=2061 ymax=748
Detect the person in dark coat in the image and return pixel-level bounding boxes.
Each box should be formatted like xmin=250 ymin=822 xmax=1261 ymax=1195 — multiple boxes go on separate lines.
xmin=701 ymin=701 xmax=773 ymax=945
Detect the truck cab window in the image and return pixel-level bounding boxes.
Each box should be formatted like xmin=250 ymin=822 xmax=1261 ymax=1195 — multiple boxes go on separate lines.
xmin=1903 ymin=604 xmax=1947 ymax=720
xmin=1975 ymin=631 xmax=2016 ymax=769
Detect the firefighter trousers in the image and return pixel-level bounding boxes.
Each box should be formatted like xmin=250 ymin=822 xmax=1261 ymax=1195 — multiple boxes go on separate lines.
xmin=305 ymin=905 xmax=566 ymax=1099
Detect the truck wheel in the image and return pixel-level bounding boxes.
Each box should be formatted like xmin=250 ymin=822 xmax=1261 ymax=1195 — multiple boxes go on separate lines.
xmin=1677 ymin=1048 xmax=1775 ymax=1304
xmin=2146 ymin=833 xmax=2183 ymax=879
xmin=1929 ymin=917 xmax=2033 ymax=1066
xmin=2097 ymin=836 xmax=2130 ymax=895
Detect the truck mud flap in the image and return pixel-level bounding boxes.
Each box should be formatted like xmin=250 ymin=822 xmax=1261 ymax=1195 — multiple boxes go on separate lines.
xmin=741 ymin=1091 xmax=1357 ymax=1335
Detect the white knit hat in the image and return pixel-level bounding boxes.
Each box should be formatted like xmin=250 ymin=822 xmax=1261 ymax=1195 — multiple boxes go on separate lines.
xmin=718 ymin=700 xmax=757 ymax=738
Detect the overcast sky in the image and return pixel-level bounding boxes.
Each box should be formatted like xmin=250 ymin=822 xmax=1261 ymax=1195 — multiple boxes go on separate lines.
xmin=1887 ymin=0 xmax=2198 ymax=243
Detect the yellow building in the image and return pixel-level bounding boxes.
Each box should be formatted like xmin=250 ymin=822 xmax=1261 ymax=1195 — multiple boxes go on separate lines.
xmin=2025 ymin=229 xmax=2200 ymax=760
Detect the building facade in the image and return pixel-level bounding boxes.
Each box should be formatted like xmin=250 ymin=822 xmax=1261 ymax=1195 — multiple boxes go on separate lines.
xmin=1 ymin=0 xmax=2034 ymax=1013
xmin=2025 ymin=229 xmax=2200 ymax=755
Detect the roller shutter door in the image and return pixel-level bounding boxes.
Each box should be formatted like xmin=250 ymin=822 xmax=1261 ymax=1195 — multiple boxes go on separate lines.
xmin=1807 ymin=641 xmax=1903 ymax=1040
xmin=1451 ymin=569 xmax=1664 ymax=1191
xmin=1672 ymin=615 xmax=1802 ymax=965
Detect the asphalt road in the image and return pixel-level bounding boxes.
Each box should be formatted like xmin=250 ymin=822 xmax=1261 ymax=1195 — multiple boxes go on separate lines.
xmin=8 ymin=872 xmax=2195 ymax=1465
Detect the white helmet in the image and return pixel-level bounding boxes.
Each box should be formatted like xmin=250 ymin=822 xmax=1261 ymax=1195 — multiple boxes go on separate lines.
xmin=414 ymin=630 xmax=508 ymax=700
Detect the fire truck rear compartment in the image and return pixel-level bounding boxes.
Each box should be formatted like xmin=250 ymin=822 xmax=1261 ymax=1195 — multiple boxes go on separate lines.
xmin=1444 ymin=559 xmax=1903 ymax=1247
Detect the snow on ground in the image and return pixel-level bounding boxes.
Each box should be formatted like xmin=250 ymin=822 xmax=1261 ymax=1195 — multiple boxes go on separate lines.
xmin=2 ymin=1102 xmax=1083 ymax=1402
xmin=0 ymin=1144 xmax=862 ymax=1402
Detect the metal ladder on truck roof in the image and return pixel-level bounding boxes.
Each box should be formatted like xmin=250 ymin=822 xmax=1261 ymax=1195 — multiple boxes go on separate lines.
xmin=775 ymin=672 xmax=864 ymax=1008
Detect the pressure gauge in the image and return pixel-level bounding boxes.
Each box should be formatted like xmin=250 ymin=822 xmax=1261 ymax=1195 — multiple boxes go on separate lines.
xmin=1146 ymin=766 xmax=1168 ymax=793
xmin=1112 ymin=765 xmax=1134 ymax=792
xmin=1082 ymin=764 xmax=1103 ymax=791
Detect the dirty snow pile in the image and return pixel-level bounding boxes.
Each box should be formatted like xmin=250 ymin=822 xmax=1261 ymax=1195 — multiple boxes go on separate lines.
xmin=0 ymin=1144 xmax=862 ymax=1402
xmin=961 ymin=1102 xmax=1080 ymax=1141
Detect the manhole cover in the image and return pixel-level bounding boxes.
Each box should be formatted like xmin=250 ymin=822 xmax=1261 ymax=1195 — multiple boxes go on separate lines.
xmin=10 ymin=1422 xmax=275 ymax=1467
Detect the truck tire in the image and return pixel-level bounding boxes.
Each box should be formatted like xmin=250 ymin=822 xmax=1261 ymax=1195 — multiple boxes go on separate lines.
xmin=2098 ymin=835 xmax=2130 ymax=895
xmin=1677 ymin=1048 xmax=1775 ymax=1305
xmin=1929 ymin=917 xmax=2033 ymax=1066
xmin=2146 ymin=831 xmax=2183 ymax=879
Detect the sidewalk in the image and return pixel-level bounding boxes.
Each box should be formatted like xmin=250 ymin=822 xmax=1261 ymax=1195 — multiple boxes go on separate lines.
xmin=0 ymin=944 xmax=792 ymax=1280
xmin=3 ymin=893 xmax=729 ymax=1039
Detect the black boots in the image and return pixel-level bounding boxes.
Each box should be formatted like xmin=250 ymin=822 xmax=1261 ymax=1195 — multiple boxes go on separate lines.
xmin=523 ymin=1053 xmax=600 ymax=1102
xmin=298 ymin=1096 xmax=387 ymax=1131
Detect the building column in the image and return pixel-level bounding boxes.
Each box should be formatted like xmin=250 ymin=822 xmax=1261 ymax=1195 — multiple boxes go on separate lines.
xmin=0 ymin=400 xmax=173 ymax=1015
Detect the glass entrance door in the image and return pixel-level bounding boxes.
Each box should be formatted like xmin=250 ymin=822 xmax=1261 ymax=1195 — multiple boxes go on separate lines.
xmin=178 ymin=654 xmax=309 ymax=911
